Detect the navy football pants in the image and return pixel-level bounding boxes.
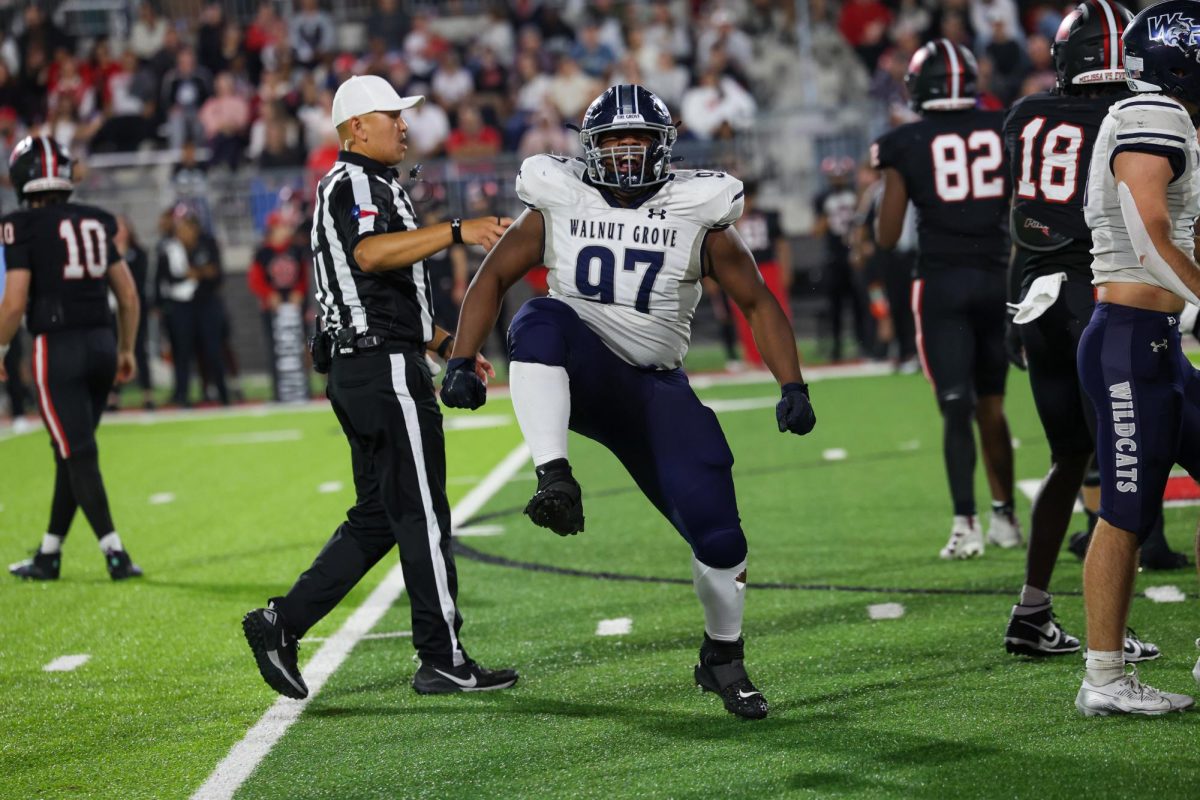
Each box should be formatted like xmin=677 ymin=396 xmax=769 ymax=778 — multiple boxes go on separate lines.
xmin=508 ymin=298 xmax=747 ymax=569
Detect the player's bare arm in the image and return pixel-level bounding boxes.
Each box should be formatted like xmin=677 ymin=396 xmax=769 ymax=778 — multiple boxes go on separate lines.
xmin=0 ymin=269 xmax=30 ymax=382
xmin=706 ymin=226 xmax=803 ymax=386
xmin=449 ymin=209 xmax=545 ymax=360
xmin=1110 ymin=150 xmax=1200 ymax=310
xmin=354 ymin=215 xmax=512 ymax=273
xmin=874 ymin=168 xmax=908 ymax=250
xmin=106 ymin=259 xmax=141 ymax=384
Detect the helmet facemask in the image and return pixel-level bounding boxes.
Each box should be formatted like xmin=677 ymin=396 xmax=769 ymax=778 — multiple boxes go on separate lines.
xmin=581 ymin=123 xmax=677 ymax=190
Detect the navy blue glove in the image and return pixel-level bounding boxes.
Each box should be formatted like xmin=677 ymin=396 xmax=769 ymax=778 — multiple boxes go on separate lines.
xmin=776 ymin=382 xmax=816 ymax=435
xmin=440 ymin=357 xmax=486 ymax=409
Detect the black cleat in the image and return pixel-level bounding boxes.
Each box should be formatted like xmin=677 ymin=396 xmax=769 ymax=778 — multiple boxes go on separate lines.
xmin=412 ymin=659 xmax=519 ymax=694
xmin=9 ymin=551 xmax=61 ymax=580
xmin=104 ymin=549 xmax=143 ymax=581
xmin=1139 ymin=548 xmax=1190 ymax=571
xmin=1004 ymin=604 xmax=1080 ymax=657
xmin=242 ymin=605 xmax=309 ymax=699
xmin=695 ymin=636 xmax=769 ymax=720
xmin=524 ymin=459 xmax=584 ymax=536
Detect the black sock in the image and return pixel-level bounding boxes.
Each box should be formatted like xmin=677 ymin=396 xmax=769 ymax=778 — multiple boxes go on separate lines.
xmin=47 ymin=454 xmax=78 ymax=537
xmin=535 ymin=458 xmax=571 ymax=478
xmin=991 ymin=500 xmax=1014 ymax=517
xmin=66 ymin=451 xmax=116 ymax=541
xmin=701 ymin=634 xmax=744 ymax=664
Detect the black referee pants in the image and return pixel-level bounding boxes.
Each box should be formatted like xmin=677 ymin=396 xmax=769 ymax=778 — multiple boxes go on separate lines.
xmin=275 ymin=348 xmax=467 ymax=668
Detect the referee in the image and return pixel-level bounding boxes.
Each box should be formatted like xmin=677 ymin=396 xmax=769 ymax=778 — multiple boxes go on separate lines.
xmin=242 ymin=75 xmax=516 ymax=697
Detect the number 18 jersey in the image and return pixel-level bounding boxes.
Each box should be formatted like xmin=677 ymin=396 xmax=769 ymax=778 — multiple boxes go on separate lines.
xmin=516 ymin=155 xmax=744 ymax=369
xmin=871 ymin=109 xmax=1009 ymax=271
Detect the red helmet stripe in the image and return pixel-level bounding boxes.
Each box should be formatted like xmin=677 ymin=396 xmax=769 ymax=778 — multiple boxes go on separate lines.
xmin=1092 ymin=0 xmax=1121 ymax=71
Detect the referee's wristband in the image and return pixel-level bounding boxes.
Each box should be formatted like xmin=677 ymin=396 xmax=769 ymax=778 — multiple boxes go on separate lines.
xmin=450 ymin=218 xmax=464 ymax=245
xmin=436 ymin=335 xmax=455 ymax=359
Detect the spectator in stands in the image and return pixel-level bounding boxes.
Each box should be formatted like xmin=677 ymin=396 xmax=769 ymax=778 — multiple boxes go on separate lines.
xmin=985 ymin=13 xmax=1027 ymax=105
xmin=431 ymin=49 xmax=475 ymax=110
xmin=0 ymin=64 xmax=25 ymax=123
xmin=680 ymin=67 xmax=757 ymax=141
xmin=547 ymin=56 xmax=599 ymax=121
xmin=46 ymin=94 xmax=81 ymax=151
xmin=471 ymin=47 xmax=510 ymax=118
xmin=405 ymin=97 xmax=451 ymax=158
xmin=970 ymin=0 xmax=1024 ymax=49
xmin=1019 ymin=34 xmax=1056 ymax=97
xmin=534 ymin=5 xmax=576 ymax=50
xmin=255 ymin=107 xmax=305 ymax=168
xmin=404 ymin=12 xmax=446 ymax=79
xmin=570 ymin=19 xmax=618 ymax=79
xmin=838 ymin=0 xmax=892 ymax=69
xmin=18 ymin=42 xmax=50 ymax=124
xmin=90 ymin=49 xmax=157 ymax=153
xmin=162 ymin=48 xmax=212 ymax=150
xmin=296 ymin=79 xmax=334 ymax=151
xmin=366 ymin=0 xmax=410 ymax=56
xmin=446 ymin=103 xmax=502 ymax=160
xmin=478 ymin=4 xmax=516 ymax=66
xmin=199 ymin=72 xmax=251 ymax=170
xmin=642 ymin=50 xmax=689 ymax=111
xmin=930 ymin=0 xmax=976 ymax=46
xmin=196 ymin=3 xmax=227 ymax=76
xmin=517 ymin=106 xmax=575 ymax=159
xmin=625 ymin=28 xmax=660 ymax=79
xmin=0 ymin=28 xmax=20 ymax=76
xmin=643 ymin=1 xmax=691 ymax=63
xmin=130 ymin=3 xmax=169 ymax=64
xmin=291 ymin=0 xmax=337 ymax=70
xmin=697 ymin=8 xmax=755 ymax=75
xmin=18 ymin=6 xmax=71 ymax=71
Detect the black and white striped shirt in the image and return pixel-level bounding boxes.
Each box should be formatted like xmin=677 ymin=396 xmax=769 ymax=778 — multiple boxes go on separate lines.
xmin=311 ymin=150 xmax=434 ymax=345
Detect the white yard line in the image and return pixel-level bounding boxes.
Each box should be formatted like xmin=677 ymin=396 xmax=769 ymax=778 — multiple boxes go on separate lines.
xmin=190 ymin=441 xmax=530 ymax=800
xmin=452 ymin=524 xmax=506 ymax=537
xmin=43 ymin=654 xmax=91 ymax=672
xmin=867 ymin=603 xmax=905 ymax=620
xmin=822 ymin=448 xmax=848 ymax=462
xmin=596 ymin=618 xmax=633 ymax=636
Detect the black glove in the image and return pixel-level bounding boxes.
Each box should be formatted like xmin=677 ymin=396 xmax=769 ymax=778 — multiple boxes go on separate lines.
xmin=1005 ymin=318 xmax=1026 ymax=371
xmin=776 ymin=382 xmax=816 ymax=435
xmin=440 ymin=357 xmax=486 ymax=409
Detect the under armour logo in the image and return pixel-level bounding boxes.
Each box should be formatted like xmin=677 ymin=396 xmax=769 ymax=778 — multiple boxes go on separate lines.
xmin=1151 ymin=339 xmax=1168 ymax=352
xmin=647 ymin=208 xmax=667 ymax=219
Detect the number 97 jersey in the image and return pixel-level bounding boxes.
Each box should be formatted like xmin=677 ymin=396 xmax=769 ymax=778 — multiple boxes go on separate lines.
xmin=871 ymin=109 xmax=1010 ymax=271
xmin=516 ymin=154 xmax=744 ymax=369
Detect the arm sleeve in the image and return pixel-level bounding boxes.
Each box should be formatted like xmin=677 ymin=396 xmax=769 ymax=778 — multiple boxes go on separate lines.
xmin=2 ymin=212 xmax=31 ymax=272
xmin=336 ymin=173 xmax=395 ymax=250
xmin=1108 ymin=101 xmax=1192 ymax=182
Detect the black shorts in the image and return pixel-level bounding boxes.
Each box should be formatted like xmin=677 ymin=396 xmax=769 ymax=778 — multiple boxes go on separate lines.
xmin=1018 ymin=276 xmax=1097 ymax=456
xmin=911 ymin=267 xmax=1007 ymax=402
xmin=31 ymin=327 xmax=116 ymax=459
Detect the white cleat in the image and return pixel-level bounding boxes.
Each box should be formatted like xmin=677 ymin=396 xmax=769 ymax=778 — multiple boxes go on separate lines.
xmin=986 ymin=509 xmax=1024 ymax=549
xmin=939 ymin=515 xmax=983 ymax=560
xmin=1075 ymin=667 xmax=1194 ymax=717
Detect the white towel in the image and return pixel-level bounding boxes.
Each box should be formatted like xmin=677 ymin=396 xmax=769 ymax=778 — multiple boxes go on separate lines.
xmin=1008 ymin=272 xmax=1067 ymax=325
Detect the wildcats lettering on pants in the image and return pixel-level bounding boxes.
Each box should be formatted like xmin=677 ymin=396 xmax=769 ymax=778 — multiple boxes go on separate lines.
xmin=1110 ymin=381 xmax=1138 ymax=493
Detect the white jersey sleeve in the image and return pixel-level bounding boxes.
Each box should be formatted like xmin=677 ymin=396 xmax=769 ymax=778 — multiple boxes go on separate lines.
xmin=1106 ymin=98 xmax=1193 ymax=181
xmin=515 ymin=155 xmax=589 ymax=210
xmin=1085 ymin=95 xmax=1200 ymax=290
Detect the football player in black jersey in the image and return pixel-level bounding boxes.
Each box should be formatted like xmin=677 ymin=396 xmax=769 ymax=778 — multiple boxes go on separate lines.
xmin=0 ymin=136 xmax=143 ymax=581
xmin=873 ymin=39 xmax=1020 ymax=559
xmin=1001 ymin=0 xmax=1162 ymax=661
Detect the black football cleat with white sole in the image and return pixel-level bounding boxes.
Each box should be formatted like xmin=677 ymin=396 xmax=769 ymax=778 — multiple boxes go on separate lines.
xmin=242 ymin=604 xmax=309 ymax=699
xmin=1124 ymin=628 xmax=1161 ymax=663
xmin=412 ymin=659 xmax=519 ymax=694
xmin=524 ymin=459 xmax=584 ymax=536
xmin=105 ymin=549 xmax=143 ymax=581
xmin=695 ymin=635 xmax=768 ymax=720
xmin=1004 ymin=604 xmax=1080 ymax=657
xmin=9 ymin=551 xmax=61 ymax=581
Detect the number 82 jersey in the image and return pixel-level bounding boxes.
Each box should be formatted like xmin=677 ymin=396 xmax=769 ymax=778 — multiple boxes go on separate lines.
xmin=516 ymin=154 xmax=743 ymax=369
xmin=871 ymin=109 xmax=1009 ymax=270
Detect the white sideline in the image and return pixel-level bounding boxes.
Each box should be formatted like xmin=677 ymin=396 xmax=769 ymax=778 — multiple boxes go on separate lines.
xmin=190 ymin=442 xmax=531 ymax=800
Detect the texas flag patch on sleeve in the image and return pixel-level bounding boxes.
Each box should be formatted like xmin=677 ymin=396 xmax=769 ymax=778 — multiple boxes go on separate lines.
xmin=351 ymin=204 xmax=378 ymax=220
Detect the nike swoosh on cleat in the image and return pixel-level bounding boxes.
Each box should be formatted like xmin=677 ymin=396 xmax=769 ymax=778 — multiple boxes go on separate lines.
xmin=737 ymin=689 xmax=762 ymax=699
xmin=434 ymin=668 xmax=478 ymax=688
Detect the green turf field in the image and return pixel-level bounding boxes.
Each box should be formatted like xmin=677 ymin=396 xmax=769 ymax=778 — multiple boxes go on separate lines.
xmin=3 ymin=367 xmax=1199 ymax=799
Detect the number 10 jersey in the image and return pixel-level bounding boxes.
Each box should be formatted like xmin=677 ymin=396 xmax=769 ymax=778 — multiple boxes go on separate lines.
xmin=516 ymin=155 xmax=744 ymax=369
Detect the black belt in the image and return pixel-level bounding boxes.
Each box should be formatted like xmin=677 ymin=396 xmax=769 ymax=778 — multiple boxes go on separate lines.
xmin=333 ymin=333 xmax=421 ymax=357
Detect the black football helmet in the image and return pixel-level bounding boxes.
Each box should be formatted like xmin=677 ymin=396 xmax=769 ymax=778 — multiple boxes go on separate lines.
xmin=1124 ymin=0 xmax=1200 ymax=106
xmin=1054 ymin=0 xmax=1134 ymax=92
xmin=906 ymin=39 xmax=978 ymax=112
xmin=579 ymin=84 xmax=677 ymax=189
xmin=8 ymin=135 xmax=74 ymax=205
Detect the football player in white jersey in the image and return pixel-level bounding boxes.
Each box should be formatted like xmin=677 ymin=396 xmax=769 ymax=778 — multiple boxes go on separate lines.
xmin=441 ymin=85 xmax=815 ymax=719
xmin=1073 ymin=0 xmax=1200 ymax=716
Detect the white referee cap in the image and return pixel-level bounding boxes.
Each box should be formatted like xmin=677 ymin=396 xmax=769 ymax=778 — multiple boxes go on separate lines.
xmin=331 ymin=75 xmax=423 ymax=127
